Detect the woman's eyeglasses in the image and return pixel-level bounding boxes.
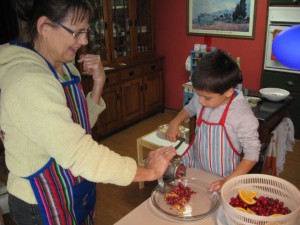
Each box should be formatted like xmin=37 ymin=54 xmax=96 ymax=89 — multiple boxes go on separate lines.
xmin=58 ymin=23 xmax=91 ymax=39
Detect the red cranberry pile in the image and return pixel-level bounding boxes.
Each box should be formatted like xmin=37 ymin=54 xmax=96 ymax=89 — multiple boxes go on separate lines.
xmin=230 ymin=195 xmax=292 ymax=216
xmin=164 ymin=182 xmax=196 ymax=215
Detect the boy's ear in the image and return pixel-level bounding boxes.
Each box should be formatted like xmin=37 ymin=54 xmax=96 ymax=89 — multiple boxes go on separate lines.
xmin=225 ymin=87 xmax=235 ymax=97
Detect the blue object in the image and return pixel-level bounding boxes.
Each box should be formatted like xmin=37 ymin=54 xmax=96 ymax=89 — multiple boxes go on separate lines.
xmin=272 ymin=25 xmax=300 ymax=70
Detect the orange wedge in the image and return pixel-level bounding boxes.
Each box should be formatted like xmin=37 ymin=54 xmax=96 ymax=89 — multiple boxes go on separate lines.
xmin=238 ymin=190 xmax=257 ymax=205
xmin=246 ymin=208 xmax=256 ymax=215
xmin=234 ymin=207 xmax=247 ymax=213
xmin=238 ymin=190 xmax=258 ymax=198
xmin=245 ymin=190 xmax=258 ymax=198
xmin=270 ymin=214 xmax=283 ymax=217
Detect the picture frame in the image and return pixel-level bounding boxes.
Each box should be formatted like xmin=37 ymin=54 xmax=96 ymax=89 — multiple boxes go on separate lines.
xmin=187 ymin=0 xmax=257 ymax=39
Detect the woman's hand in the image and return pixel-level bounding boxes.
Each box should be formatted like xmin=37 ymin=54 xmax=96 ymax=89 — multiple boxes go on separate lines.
xmin=78 ymin=54 xmax=106 ymax=83
xmin=134 ymin=146 xmax=177 ymax=182
xmin=78 ymin=54 xmax=106 ymax=104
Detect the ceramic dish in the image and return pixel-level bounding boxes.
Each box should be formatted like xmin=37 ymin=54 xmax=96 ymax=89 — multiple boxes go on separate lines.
xmin=157 ymin=124 xmax=189 ymax=142
xmin=245 ymin=96 xmax=262 ymax=107
xmin=259 ymin=88 xmax=289 ymax=101
xmin=150 ymin=178 xmax=220 ymax=221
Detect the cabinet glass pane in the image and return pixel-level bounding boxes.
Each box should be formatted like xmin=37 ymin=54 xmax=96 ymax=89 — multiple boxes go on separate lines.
xmin=136 ymin=0 xmax=153 ymax=54
xmin=88 ymin=0 xmax=108 ymax=61
xmin=111 ymin=0 xmax=132 ymax=59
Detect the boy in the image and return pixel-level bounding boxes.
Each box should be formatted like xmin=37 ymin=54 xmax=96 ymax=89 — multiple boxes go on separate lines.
xmin=166 ymin=50 xmax=261 ymax=191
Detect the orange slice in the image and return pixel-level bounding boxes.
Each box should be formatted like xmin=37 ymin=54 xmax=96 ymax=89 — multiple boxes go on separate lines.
xmin=234 ymin=207 xmax=247 ymax=213
xmin=238 ymin=190 xmax=257 ymax=205
xmin=245 ymin=190 xmax=258 ymax=198
xmin=238 ymin=190 xmax=258 ymax=198
xmin=246 ymin=208 xmax=256 ymax=215
xmin=270 ymin=214 xmax=283 ymax=217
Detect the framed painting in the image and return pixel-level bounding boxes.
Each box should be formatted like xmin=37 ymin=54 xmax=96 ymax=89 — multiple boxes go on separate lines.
xmin=187 ymin=0 xmax=257 ymax=39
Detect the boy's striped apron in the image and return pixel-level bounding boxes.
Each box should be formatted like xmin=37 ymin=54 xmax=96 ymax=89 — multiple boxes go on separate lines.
xmin=181 ymin=94 xmax=241 ymax=177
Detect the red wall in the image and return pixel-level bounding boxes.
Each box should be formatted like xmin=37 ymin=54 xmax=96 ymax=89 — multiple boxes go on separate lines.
xmin=153 ymin=1 xmax=268 ymax=110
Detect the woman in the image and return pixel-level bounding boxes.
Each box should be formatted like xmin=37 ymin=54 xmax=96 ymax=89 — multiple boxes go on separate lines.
xmin=0 ymin=0 xmax=176 ymax=224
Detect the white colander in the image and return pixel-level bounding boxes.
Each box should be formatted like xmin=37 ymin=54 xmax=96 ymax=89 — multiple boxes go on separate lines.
xmin=221 ymin=174 xmax=300 ymax=225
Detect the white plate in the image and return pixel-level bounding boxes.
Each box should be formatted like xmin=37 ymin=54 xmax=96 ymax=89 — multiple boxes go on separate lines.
xmin=216 ymin=206 xmax=228 ymax=225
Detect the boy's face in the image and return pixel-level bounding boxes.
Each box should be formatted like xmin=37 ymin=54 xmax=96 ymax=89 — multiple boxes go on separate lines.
xmin=195 ymin=88 xmax=234 ymax=108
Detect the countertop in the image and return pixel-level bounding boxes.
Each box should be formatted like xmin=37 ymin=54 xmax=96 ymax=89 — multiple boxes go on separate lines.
xmin=243 ymin=89 xmax=293 ymax=122
xmin=114 ymin=168 xmax=222 ymax=225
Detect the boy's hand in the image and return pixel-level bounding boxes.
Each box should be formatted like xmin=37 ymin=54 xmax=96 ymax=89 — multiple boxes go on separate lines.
xmin=165 ymin=123 xmax=181 ymax=142
xmin=209 ymin=179 xmax=226 ymax=192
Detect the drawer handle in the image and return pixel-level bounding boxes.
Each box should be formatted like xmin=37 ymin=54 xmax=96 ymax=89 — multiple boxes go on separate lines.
xmin=129 ymin=71 xmax=135 ymax=76
xmin=287 ymin=80 xmax=294 ymax=86
xmin=151 ymin=65 xmax=156 ymax=70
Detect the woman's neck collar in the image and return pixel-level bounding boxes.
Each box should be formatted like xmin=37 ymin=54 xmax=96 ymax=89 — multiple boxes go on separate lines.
xmin=34 ymin=44 xmax=64 ymax=75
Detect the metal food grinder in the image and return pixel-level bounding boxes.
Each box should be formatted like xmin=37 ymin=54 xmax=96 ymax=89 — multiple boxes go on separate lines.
xmin=163 ymin=156 xmax=186 ymax=181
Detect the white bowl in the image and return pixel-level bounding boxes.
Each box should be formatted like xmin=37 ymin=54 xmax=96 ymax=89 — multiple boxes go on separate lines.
xmin=259 ymin=88 xmax=289 ymax=101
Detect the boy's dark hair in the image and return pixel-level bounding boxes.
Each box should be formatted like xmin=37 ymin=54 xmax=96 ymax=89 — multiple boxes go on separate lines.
xmin=191 ymin=50 xmax=241 ymax=94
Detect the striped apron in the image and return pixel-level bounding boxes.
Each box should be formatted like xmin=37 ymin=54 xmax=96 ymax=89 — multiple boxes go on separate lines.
xmin=181 ymin=94 xmax=241 ymax=178
xmin=10 ymin=41 xmax=95 ymax=224
xmin=25 ymin=62 xmax=96 ymax=225
xmin=9 ymin=41 xmax=96 ymax=225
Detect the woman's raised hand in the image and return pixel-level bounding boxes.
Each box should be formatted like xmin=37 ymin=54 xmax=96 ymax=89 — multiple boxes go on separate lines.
xmin=78 ymin=54 xmax=106 ymax=83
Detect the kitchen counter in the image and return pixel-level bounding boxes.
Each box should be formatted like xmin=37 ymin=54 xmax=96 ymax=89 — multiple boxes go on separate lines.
xmin=114 ymin=168 xmax=222 ymax=225
xmin=115 ymin=168 xmax=300 ymax=225
xmin=244 ymin=89 xmax=293 ymax=144
xmin=243 ymin=89 xmax=293 ymax=121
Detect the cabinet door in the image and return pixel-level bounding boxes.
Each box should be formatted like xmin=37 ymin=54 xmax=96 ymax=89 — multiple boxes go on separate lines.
xmin=95 ymin=85 xmax=122 ymax=138
xmin=143 ymin=71 xmax=163 ymax=113
xmin=269 ymin=0 xmax=300 ymax=5
xmin=134 ymin=0 xmax=154 ymax=55
xmin=262 ymin=71 xmax=300 ymax=92
xmin=121 ymin=78 xmax=143 ymax=122
xmin=87 ymin=0 xmax=110 ymax=65
xmin=109 ymin=0 xmax=134 ymax=61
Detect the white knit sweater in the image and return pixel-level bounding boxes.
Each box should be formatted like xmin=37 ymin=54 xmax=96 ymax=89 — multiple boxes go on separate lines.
xmin=0 ymin=44 xmax=137 ymax=204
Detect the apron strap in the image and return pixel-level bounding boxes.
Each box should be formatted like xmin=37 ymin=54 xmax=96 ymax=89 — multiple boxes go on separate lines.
xmin=218 ymin=93 xmax=235 ymax=125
